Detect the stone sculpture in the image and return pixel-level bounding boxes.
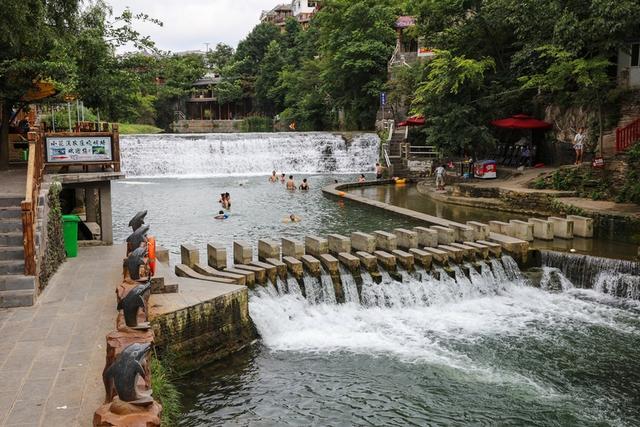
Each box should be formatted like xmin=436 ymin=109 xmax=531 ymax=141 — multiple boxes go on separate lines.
xmin=117 ymin=280 xmax=152 ymax=329
xmin=128 ymin=210 xmax=148 ymax=232
xmin=103 ymin=342 xmax=154 ymax=405
xmin=126 ymin=247 xmax=147 ymax=281
xmin=126 ymin=225 xmax=149 ymax=253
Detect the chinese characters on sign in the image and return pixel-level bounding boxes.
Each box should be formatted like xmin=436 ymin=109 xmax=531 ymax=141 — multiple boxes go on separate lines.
xmin=46 ymin=136 xmax=113 ymax=163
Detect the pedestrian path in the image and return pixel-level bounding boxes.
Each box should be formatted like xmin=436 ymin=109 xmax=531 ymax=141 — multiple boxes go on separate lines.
xmin=0 ymin=245 xmax=124 ymax=426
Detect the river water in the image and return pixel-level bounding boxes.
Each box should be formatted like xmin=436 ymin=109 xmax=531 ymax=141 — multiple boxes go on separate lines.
xmin=112 ymin=133 xmax=640 ymax=426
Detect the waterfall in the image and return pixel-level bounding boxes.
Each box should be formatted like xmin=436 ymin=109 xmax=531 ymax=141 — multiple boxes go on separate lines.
xmin=539 ymin=267 xmax=575 ymax=292
xmin=541 ymin=251 xmax=640 ymax=298
xmin=119 ymin=133 xmax=380 ymax=177
xmin=339 ymin=266 xmax=359 ymax=304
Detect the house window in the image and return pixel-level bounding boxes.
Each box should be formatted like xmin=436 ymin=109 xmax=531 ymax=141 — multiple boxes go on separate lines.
xmin=632 ymin=43 xmax=640 ymax=67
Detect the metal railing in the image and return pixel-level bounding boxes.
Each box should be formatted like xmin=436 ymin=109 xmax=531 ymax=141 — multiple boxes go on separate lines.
xmin=616 ymin=117 xmax=640 ymax=152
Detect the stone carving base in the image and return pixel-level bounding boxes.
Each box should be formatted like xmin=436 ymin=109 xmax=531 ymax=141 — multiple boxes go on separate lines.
xmin=94 ymin=397 xmax=161 ymax=427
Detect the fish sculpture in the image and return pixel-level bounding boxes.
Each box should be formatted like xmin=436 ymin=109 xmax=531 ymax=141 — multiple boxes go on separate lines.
xmin=117 ymin=280 xmax=152 ymax=328
xmin=128 ymin=210 xmax=148 ymax=232
xmin=103 ymin=342 xmax=153 ymax=404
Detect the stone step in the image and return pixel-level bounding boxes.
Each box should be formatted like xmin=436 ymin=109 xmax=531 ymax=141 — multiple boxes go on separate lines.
xmin=0 ymin=260 xmax=25 ymax=275
xmin=0 ymin=196 xmax=22 ymax=208
xmin=0 ymin=206 xmax=21 ymax=219
xmin=0 ymin=246 xmax=24 ymax=261
xmin=0 ymin=232 xmax=23 ymax=247
xmin=0 ymin=218 xmax=22 ymax=233
xmin=0 ymin=274 xmax=35 ymax=291
xmin=0 ymin=289 xmax=35 ymax=308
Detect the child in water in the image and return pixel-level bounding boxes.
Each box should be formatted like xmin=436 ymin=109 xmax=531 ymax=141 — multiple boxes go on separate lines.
xmin=284 ymin=214 xmax=301 ymax=223
xmin=358 ymin=174 xmax=366 ymax=183
xmin=269 ymin=171 xmax=278 ymax=182
xmin=280 ymin=173 xmax=286 ymax=183
xmin=299 ymin=178 xmax=309 ymax=190
xmin=215 ymin=210 xmax=229 ymax=220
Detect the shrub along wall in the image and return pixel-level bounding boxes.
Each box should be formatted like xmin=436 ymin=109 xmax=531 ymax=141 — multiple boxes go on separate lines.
xmin=38 ymin=181 xmax=65 ymax=291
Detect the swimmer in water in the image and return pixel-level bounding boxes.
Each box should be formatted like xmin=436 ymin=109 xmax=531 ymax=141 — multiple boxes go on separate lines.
xmin=284 ymin=214 xmax=301 ymax=223
xmin=269 ymin=171 xmax=278 ymax=182
xmin=286 ymin=175 xmax=296 ymax=190
xmin=299 ymin=178 xmax=309 ymax=190
xmin=358 ymin=174 xmax=366 ymax=183
xmin=215 ymin=210 xmax=229 ymax=220
xmin=280 ymin=173 xmax=286 ymax=183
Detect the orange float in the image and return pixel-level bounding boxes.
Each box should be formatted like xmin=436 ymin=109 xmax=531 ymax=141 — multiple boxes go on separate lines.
xmin=147 ymin=236 xmax=156 ymax=276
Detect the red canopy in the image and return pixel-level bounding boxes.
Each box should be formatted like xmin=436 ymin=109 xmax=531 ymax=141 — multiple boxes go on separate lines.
xmin=491 ymin=114 xmax=552 ymax=130
xmin=397 ymin=116 xmax=426 ymax=127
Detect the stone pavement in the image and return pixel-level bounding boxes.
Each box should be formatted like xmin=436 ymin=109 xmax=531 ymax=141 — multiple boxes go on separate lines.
xmin=0 ymin=245 xmax=124 ymax=426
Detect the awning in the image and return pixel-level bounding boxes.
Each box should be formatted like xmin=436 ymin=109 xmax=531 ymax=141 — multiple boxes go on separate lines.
xmin=397 ymin=116 xmax=425 ymax=127
xmin=490 ymin=114 xmax=552 ymax=130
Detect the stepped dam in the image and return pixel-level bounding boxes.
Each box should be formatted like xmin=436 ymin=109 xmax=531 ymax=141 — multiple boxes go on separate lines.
xmin=110 ymin=133 xmax=640 ymax=425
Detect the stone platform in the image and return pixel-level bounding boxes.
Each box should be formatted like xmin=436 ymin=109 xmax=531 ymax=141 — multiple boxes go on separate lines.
xmin=0 ymin=245 xmax=124 ymax=426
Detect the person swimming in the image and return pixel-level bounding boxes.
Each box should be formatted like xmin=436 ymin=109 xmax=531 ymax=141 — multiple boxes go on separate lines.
xmin=269 ymin=171 xmax=278 ymax=182
xmin=299 ymin=178 xmax=309 ymax=190
xmin=215 ymin=210 xmax=229 ymax=220
xmin=358 ymin=174 xmax=366 ymax=183
xmin=224 ymin=192 xmax=231 ymax=208
xmin=286 ymin=175 xmax=296 ymax=190
xmin=284 ymin=214 xmax=301 ymax=223
xmin=280 ymin=173 xmax=286 ymax=183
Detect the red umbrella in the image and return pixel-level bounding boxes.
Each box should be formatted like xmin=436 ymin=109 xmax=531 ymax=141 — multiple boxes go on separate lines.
xmin=397 ymin=115 xmax=426 ymax=127
xmin=490 ymin=114 xmax=552 ymax=130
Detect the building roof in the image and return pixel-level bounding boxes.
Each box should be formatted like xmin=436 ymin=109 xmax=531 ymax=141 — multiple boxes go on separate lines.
xmin=395 ymin=16 xmax=416 ymax=29
xmin=193 ymin=73 xmax=221 ymax=87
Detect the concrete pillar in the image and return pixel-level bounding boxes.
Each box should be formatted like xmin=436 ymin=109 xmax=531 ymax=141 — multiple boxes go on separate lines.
xmin=374 ymin=250 xmax=396 ymax=271
xmin=372 ymin=230 xmax=397 ymax=251
xmin=207 ymin=243 xmax=227 ymax=269
xmin=283 ymin=256 xmax=303 ymax=279
xmin=528 ymin=218 xmax=554 ymax=240
xmin=265 ymin=258 xmax=287 ymax=280
xmin=462 ymin=241 xmax=489 ymax=259
xmin=301 ymin=254 xmax=321 ymax=277
xmin=393 ymin=228 xmax=418 ymax=249
xmin=466 ymin=221 xmax=490 ymax=241
xmin=305 ymin=235 xmax=328 ymax=258
xmin=489 ymin=220 xmax=512 ymax=236
xmin=327 ymin=234 xmax=351 ymax=255
xmin=548 ymin=217 xmax=574 ymax=239
xmin=85 ymin=187 xmax=98 ymax=222
xmin=258 ymin=239 xmax=280 ymax=261
xmin=180 ymin=244 xmax=199 ymax=268
xmin=413 ymin=226 xmax=438 ymax=247
xmin=250 ymin=260 xmax=278 ymax=284
xmin=477 ymin=240 xmax=502 ymax=257
xmin=567 ymin=215 xmax=593 ymax=238
xmin=281 ymin=238 xmax=304 ymax=259
xmin=449 ymin=242 xmax=476 ymax=259
xmin=392 ymin=249 xmax=414 ymax=271
xmin=233 ymin=241 xmax=253 ymax=265
xmin=423 ymin=247 xmax=449 ymax=264
xmin=351 ymin=232 xmax=376 ymax=253
xmin=430 ymin=226 xmax=455 ymax=245
xmin=509 ymin=220 xmax=534 ymax=241
xmin=438 ymin=245 xmax=464 ymax=264
xmin=450 ymin=224 xmax=475 ymax=243
xmin=225 ymin=267 xmax=255 ymax=287
xmin=234 ymin=264 xmax=266 ymax=285
xmin=409 ymin=248 xmax=432 ymax=269
xmin=319 ymin=253 xmax=340 ymax=275
xmin=355 ymin=251 xmax=378 ymax=272
xmin=98 ymin=181 xmax=113 ymax=244
xmin=337 ymin=252 xmax=360 ymax=273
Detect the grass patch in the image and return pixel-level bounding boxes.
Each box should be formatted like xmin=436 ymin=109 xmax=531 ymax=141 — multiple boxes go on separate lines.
xmin=151 ymin=355 xmax=182 ymax=425
xmin=118 ymin=123 xmax=163 ymax=134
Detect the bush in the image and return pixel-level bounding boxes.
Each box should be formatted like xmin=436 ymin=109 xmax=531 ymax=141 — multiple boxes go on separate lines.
xmin=241 ymin=116 xmax=273 ymax=132
xmin=150 ymin=355 xmax=182 ymax=426
xmin=616 ymin=143 xmax=640 ymax=204
xmin=39 ymin=181 xmax=66 ymax=291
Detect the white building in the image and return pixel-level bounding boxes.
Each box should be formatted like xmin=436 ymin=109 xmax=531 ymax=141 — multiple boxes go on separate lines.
xmin=291 ymin=0 xmax=319 ymax=16
xmin=618 ymin=42 xmax=640 ymax=88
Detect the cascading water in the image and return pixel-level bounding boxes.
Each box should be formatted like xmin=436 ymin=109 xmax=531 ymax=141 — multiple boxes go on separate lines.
xmin=119 ymin=133 xmax=379 ymax=177
xmin=541 ymin=250 xmax=640 ymax=299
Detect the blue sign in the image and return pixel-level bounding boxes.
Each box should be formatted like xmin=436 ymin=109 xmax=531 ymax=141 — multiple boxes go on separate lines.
xmin=380 ymin=92 xmax=387 ymax=106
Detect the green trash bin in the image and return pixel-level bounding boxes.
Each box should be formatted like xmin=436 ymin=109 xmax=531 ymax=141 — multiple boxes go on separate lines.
xmin=62 ymin=215 xmax=81 ymax=258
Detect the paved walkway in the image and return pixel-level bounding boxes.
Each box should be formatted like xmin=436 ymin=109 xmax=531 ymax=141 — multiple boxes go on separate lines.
xmin=0 ymin=245 xmax=123 ymax=426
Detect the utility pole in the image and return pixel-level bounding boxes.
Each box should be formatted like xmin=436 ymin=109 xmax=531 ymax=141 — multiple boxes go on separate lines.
xmin=204 ymin=42 xmax=210 ymax=53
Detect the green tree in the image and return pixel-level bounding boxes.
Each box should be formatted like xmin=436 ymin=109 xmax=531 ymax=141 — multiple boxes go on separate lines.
xmin=255 ymin=41 xmax=285 ymax=115
xmin=317 ymin=0 xmax=398 ymax=129
xmin=206 ymin=43 xmax=234 ymax=73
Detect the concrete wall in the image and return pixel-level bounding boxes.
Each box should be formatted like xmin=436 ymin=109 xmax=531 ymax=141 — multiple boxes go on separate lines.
xmin=151 ymin=287 xmax=256 ymax=372
xmin=618 ymin=46 xmax=640 ymax=88
xmin=173 ymin=119 xmax=245 ymax=133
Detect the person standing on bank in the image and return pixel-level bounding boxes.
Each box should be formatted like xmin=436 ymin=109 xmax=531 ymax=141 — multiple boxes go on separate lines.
xmin=573 ymin=128 xmax=586 ymax=165
xmin=435 ymin=164 xmax=446 ymax=191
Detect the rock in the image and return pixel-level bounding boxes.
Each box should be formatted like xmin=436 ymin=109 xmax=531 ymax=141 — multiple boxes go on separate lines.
xmin=93 ymin=398 xmax=162 ymax=427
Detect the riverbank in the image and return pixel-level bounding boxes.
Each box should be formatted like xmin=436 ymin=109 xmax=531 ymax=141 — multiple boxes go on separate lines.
xmin=418 ymin=167 xmax=640 ymax=245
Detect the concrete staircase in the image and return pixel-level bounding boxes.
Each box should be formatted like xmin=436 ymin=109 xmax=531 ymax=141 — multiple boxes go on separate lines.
xmin=0 ymin=196 xmax=36 ymax=308
xmin=388 ymin=129 xmax=409 ymax=177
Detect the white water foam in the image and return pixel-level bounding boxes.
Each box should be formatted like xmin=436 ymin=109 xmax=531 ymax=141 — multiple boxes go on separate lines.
xmin=249 ymin=259 xmax=640 ymax=393
xmin=119 ymin=132 xmax=379 ymax=178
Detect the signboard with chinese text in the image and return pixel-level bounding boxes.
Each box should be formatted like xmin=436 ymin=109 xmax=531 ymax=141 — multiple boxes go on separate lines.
xmin=45 ymin=136 xmax=113 ymax=163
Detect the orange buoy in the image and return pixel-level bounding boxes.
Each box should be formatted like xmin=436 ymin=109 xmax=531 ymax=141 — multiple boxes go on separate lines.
xmin=338 ymin=191 xmax=346 ymax=197
xmin=147 ymin=236 xmax=156 ymax=276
